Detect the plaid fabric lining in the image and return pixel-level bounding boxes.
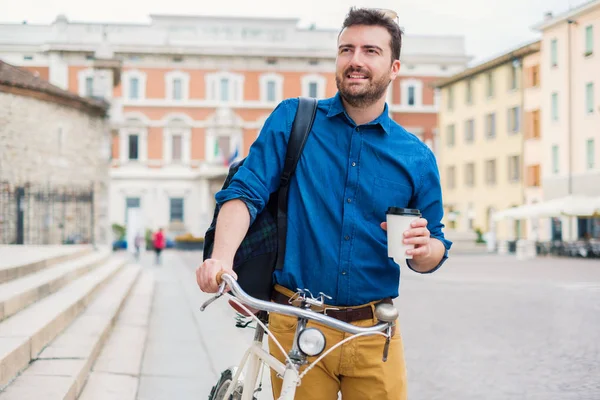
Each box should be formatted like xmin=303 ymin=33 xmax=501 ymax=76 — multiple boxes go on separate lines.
xmin=204 ymin=159 xmax=279 ymax=268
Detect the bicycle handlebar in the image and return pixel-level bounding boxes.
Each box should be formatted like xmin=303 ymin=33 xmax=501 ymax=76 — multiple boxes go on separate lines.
xmin=211 ymin=272 xmax=391 ymax=335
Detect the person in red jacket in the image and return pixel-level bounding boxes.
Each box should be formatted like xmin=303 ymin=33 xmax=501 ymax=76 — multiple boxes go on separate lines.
xmin=153 ymin=228 xmax=166 ymax=265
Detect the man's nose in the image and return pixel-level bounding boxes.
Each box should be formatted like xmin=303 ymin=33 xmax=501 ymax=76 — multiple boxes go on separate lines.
xmin=348 ymin=50 xmax=366 ymax=68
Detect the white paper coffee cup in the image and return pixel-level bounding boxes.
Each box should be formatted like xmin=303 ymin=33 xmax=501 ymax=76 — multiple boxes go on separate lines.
xmin=386 ymin=207 xmax=421 ymax=262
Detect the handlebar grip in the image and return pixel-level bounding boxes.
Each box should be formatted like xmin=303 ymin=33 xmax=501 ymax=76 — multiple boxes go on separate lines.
xmin=216 ymin=270 xmax=226 ymax=286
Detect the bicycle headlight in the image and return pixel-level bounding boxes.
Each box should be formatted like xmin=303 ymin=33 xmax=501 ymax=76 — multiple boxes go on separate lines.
xmin=297 ymin=328 xmax=326 ymax=357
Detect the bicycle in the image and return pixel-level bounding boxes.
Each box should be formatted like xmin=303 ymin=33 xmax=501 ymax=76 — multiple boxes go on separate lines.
xmin=200 ymin=272 xmax=399 ymax=400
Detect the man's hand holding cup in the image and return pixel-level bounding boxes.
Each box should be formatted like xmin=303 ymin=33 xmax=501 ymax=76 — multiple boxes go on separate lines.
xmin=380 ymin=207 xmax=431 ymax=263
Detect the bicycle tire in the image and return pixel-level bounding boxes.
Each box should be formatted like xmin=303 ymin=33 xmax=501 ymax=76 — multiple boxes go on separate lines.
xmin=209 ymin=368 xmax=254 ymax=400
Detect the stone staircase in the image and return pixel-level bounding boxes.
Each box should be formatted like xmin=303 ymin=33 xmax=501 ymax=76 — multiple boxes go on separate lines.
xmin=0 ymin=245 xmax=149 ymax=399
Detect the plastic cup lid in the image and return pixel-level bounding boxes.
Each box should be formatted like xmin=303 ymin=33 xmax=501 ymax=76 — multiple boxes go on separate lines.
xmin=386 ymin=207 xmax=421 ymax=216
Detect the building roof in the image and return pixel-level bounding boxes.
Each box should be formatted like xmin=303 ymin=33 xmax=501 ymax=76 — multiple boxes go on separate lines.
xmin=532 ymin=0 xmax=600 ymax=31
xmin=432 ymin=40 xmax=541 ymax=88
xmin=0 ymin=59 xmax=108 ymax=115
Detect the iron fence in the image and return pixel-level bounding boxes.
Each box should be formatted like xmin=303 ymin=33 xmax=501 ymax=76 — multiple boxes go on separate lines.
xmin=0 ymin=181 xmax=94 ymax=245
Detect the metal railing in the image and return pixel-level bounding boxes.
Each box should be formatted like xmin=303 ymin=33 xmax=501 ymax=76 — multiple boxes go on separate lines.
xmin=0 ymin=181 xmax=94 ymax=245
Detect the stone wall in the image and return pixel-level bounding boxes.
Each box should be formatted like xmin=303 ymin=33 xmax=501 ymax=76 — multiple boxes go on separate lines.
xmin=0 ymin=91 xmax=111 ymax=245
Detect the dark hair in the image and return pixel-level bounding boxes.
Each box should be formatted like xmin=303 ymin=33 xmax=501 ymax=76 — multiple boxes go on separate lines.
xmin=339 ymin=7 xmax=403 ymax=62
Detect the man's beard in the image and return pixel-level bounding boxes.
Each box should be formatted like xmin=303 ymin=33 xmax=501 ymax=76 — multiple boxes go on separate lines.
xmin=336 ymin=67 xmax=391 ymax=108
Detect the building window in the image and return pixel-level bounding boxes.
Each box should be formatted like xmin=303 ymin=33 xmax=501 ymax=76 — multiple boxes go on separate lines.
xmin=551 ymin=39 xmax=558 ymax=67
xmin=401 ymin=79 xmax=423 ymax=107
xmin=308 ymin=82 xmax=318 ymax=98
xmin=485 ymin=159 xmax=496 ymax=185
xmin=85 ymin=77 xmax=94 ymax=97
xmin=508 ymin=155 xmax=520 ymax=182
xmin=129 ymin=77 xmax=139 ymax=100
xmin=447 ymin=166 xmax=456 ymax=189
xmin=526 ymin=110 xmax=541 ymax=139
xmin=552 ymin=145 xmax=559 ymax=174
xmin=407 ymin=86 xmax=415 ymax=106
xmin=526 ymin=165 xmax=541 ymax=187
xmin=170 ymin=198 xmax=184 ymax=222
xmin=206 ymin=72 xmax=244 ymax=103
xmin=171 ymin=134 xmax=182 ymax=161
xmin=510 ymin=61 xmax=519 ymax=90
xmin=125 ymin=197 xmax=141 ymax=224
xmin=585 ymin=25 xmax=594 ymax=56
xmin=267 ymin=81 xmax=277 ymax=102
xmin=465 ymin=119 xmax=475 ymax=143
xmin=485 ymin=113 xmax=496 ymax=139
xmin=448 ymin=86 xmax=454 ymax=110
xmin=551 ymin=92 xmax=559 ymax=121
xmin=173 ymin=79 xmax=182 ymax=100
xmin=302 ymin=74 xmax=326 ymax=99
xmin=220 ymin=78 xmax=230 ymax=102
xmin=166 ymin=71 xmax=189 ymax=101
xmin=508 ymin=106 xmax=520 ymax=134
xmin=465 ymin=163 xmax=475 ymax=187
xmin=531 ymin=65 xmax=540 ymax=87
xmin=164 ymin=117 xmax=191 ymax=164
xmin=447 ymin=124 xmax=455 ymax=147
xmin=128 ymin=134 xmax=139 ymax=160
xmin=486 ymin=72 xmax=494 ymax=98
xmin=122 ymin=70 xmax=146 ymax=100
xmin=259 ymin=73 xmax=283 ymax=103
xmin=586 ymin=83 xmax=594 ymax=114
xmin=587 ymin=139 xmax=595 ymax=169
xmin=466 ymin=80 xmax=473 ymax=105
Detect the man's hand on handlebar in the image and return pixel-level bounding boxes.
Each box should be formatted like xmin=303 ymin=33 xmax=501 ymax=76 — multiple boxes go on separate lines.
xmin=196 ymin=259 xmax=238 ymax=293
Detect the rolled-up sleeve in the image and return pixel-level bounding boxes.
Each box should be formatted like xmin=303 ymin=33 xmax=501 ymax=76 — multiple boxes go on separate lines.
xmin=407 ymin=148 xmax=452 ymax=273
xmin=215 ymin=99 xmax=295 ymax=224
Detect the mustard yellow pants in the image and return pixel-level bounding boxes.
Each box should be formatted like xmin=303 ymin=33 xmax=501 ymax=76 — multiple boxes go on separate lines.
xmin=268 ymin=285 xmax=407 ymax=400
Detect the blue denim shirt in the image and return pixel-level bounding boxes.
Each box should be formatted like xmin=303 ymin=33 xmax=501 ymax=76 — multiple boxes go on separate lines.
xmin=216 ymin=93 xmax=452 ymax=306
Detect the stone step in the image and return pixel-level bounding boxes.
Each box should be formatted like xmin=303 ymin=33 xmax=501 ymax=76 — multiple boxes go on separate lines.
xmin=78 ymin=270 xmax=154 ymax=400
xmin=0 ymin=250 xmax=111 ymax=322
xmin=0 ymin=246 xmax=93 ymax=285
xmin=0 ymin=264 xmax=142 ymax=400
xmin=0 ymin=256 xmax=126 ymax=389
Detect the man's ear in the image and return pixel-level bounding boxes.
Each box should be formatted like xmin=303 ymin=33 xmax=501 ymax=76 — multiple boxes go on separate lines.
xmin=390 ymin=60 xmax=401 ymax=80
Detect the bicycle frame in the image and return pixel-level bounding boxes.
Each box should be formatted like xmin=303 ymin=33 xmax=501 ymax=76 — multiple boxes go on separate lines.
xmin=222 ymin=323 xmax=300 ymax=400
xmin=204 ymin=274 xmax=398 ymax=400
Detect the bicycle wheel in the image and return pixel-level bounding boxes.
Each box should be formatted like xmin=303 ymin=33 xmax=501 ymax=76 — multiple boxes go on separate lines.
xmin=209 ymin=368 xmax=246 ymax=400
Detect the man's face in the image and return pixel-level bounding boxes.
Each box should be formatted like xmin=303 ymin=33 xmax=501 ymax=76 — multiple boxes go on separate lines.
xmin=336 ymin=25 xmax=400 ymax=108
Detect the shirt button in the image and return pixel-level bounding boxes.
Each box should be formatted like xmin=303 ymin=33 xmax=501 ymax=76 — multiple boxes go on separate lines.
xmin=347 ymin=198 xmax=352 ymax=203
xmin=344 ymin=235 xmax=350 ymax=240
xmin=351 ymin=162 xmax=356 ymax=167
xmin=355 ymin=127 xmax=360 ymax=132
xmin=341 ymin=271 xmax=347 ymax=275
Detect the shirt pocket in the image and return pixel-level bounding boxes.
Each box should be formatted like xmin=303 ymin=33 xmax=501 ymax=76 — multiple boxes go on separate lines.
xmin=369 ymin=177 xmax=413 ymax=221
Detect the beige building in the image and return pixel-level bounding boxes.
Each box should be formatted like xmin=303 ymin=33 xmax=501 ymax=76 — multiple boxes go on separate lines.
xmin=435 ymin=42 xmax=541 ymax=247
xmin=532 ymin=1 xmax=600 ymax=241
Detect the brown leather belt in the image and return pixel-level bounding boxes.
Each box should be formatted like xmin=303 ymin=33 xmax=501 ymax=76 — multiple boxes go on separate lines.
xmin=271 ymin=290 xmax=393 ymax=323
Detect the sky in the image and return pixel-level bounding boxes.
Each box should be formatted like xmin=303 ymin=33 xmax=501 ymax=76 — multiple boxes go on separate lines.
xmin=0 ymin=0 xmax=591 ymax=65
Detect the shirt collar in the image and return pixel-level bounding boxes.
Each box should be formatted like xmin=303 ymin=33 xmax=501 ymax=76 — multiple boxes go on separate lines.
xmin=327 ymin=92 xmax=391 ymax=135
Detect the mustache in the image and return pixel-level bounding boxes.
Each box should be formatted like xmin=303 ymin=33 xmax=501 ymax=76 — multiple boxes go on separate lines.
xmin=343 ymin=68 xmax=371 ymax=78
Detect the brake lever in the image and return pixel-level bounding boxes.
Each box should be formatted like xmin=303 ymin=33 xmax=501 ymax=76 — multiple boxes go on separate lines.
xmin=382 ymin=324 xmax=393 ymax=362
xmin=199 ymin=282 xmax=227 ymax=311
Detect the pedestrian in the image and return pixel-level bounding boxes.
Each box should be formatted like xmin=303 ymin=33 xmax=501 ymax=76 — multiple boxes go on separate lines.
xmin=197 ymin=7 xmax=452 ymax=400
xmin=153 ymin=228 xmax=166 ymax=265
xmin=134 ymin=231 xmax=143 ymax=260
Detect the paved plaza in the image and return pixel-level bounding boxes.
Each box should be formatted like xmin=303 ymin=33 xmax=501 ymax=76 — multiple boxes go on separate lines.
xmin=136 ymin=251 xmax=600 ymax=400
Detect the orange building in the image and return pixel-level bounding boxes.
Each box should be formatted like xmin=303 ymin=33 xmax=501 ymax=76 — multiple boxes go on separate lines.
xmin=0 ymin=14 xmax=470 ymax=237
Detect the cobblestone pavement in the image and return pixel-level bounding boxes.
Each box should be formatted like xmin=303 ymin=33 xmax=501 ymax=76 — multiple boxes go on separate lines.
xmin=399 ymin=255 xmax=600 ymax=400
xmin=147 ymin=251 xmax=600 ymax=400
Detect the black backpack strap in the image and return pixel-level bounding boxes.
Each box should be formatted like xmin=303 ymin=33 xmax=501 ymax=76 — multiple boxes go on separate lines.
xmin=275 ymin=97 xmax=318 ymax=270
